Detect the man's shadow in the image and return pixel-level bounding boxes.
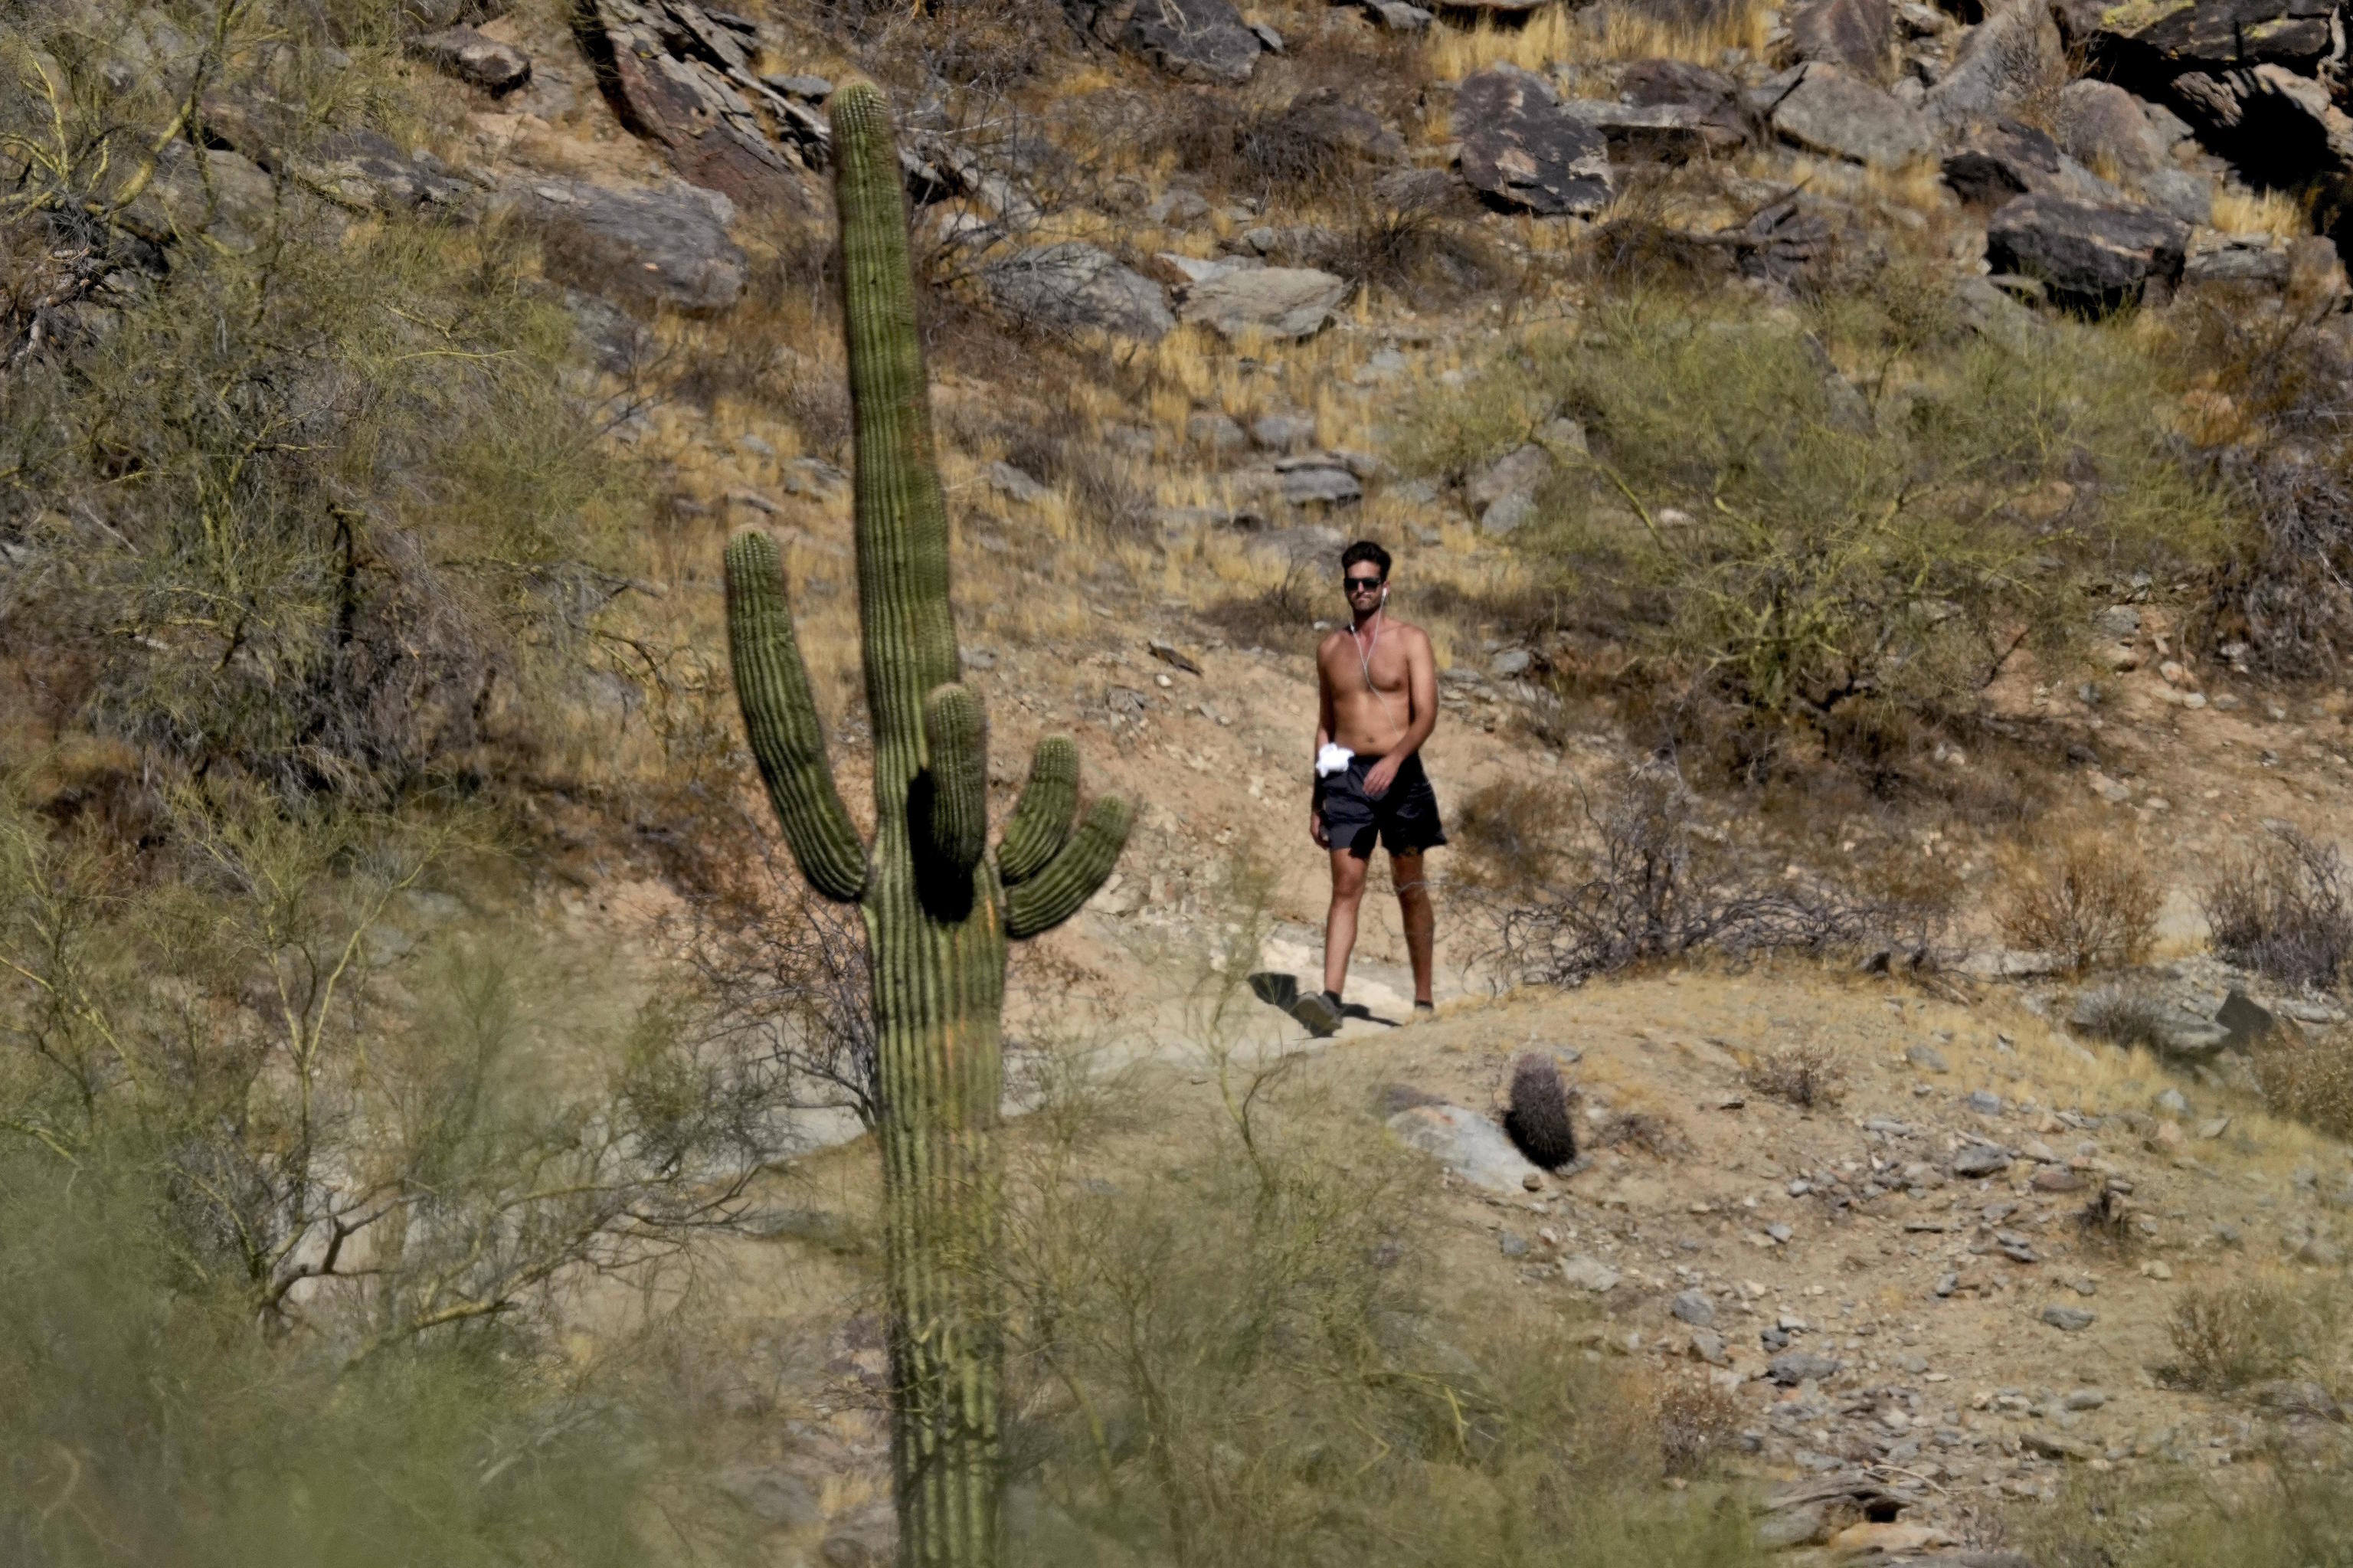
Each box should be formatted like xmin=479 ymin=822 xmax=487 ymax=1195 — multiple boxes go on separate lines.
xmin=1246 ymin=972 xmax=1399 ymax=1029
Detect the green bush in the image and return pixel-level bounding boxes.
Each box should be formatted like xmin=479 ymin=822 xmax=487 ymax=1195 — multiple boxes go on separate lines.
xmin=1399 ymin=292 xmax=2237 ymax=747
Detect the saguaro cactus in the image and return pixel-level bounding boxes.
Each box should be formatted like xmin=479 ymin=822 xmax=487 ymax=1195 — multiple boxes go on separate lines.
xmin=723 ymin=82 xmax=1130 ymax=1568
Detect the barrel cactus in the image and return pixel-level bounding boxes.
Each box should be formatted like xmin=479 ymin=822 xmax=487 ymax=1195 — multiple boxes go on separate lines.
xmin=1504 ymin=1052 xmax=1576 ymax=1170
xmin=723 ymin=82 xmax=1131 ymax=1568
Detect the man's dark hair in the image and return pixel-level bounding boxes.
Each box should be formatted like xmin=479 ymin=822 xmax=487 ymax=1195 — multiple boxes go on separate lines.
xmin=1340 ymin=540 xmax=1391 ymax=580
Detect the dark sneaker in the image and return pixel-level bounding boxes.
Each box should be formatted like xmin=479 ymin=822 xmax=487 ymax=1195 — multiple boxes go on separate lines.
xmin=1290 ymin=989 xmax=1343 ymax=1038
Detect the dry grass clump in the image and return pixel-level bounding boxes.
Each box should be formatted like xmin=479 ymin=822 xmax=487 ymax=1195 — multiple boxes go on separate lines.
xmin=1653 ymin=1375 xmax=1744 ymax=1478
xmin=1743 ymin=1042 xmax=1845 ymax=1109
xmin=1426 ymin=0 xmax=1771 ymax=77
xmin=1994 ymin=827 xmax=2160 ymax=974
xmin=2209 ymin=185 xmax=2307 ymax=241
xmin=2202 ymin=826 xmax=2353 ymax=992
xmin=2070 ymin=986 xmax=2171 ymax=1051
xmin=2158 ymin=1279 xmax=2313 ymax=1392
xmin=2250 ymin=1025 xmax=2353 ymax=1139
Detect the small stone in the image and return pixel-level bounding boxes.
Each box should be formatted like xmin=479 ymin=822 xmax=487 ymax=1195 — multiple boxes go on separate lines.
xmin=1688 ymin=1327 xmax=1729 ymax=1364
xmin=1768 ymin=1350 xmax=1844 ymax=1385
xmin=1966 ymin=1089 xmax=2004 ymax=1115
xmin=2024 ymin=1431 xmax=2097 ymax=1460
xmin=1934 ymin=1272 xmax=1959 ymax=1297
xmin=1671 ymin=1288 xmax=1717 ymax=1327
xmin=2154 ymin=1088 xmax=2189 ymax=1115
xmin=1952 ymin=1144 xmax=2011 ymax=1178
xmin=1499 ymin=1232 xmax=1530 ymax=1258
xmin=1559 ymin=1254 xmax=1622 ymax=1292
xmin=2041 ymin=1304 xmax=2096 ymax=1331
xmin=1906 ymin=1043 xmax=1951 ymax=1073
xmin=2065 ymin=1389 xmax=2109 ymax=1410
xmin=2197 ymin=1116 xmax=2231 ymax=1140
xmin=1522 ymin=1171 xmax=1544 ymax=1191
xmin=2032 ymin=1168 xmax=2087 ymax=1193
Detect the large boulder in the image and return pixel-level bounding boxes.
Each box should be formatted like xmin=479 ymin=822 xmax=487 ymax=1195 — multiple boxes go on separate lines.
xmin=1942 ymin=119 xmax=2124 ymax=209
xmin=2057 ymin=79 xmax=2169 ymax=175
xmin=574 ymin=0 xmax=804 ymax=208
xmin=1281 ymin=88 xmax=1409 ymax=164
xmin=1065 ymin=0 xmax=1264 ymax=82
xmin=1988 ymin=191 xmax=2189 ymax=310
xmin=984 ymin=242 xmax=1175 ymax=340
xmin=2082 ymin=0 xmax=2338 ymax=74
xmin=1771 ymin=62 xmax=1935 ymax=164
xmin=1180 ymin=266 xmax=1351 ymax=339
xmin=514 ymin=178 xmax=747 ymax=315
xmin=2169 ymin=62 xmax=2353 ymax=185
xmin=1926 ymin=0 xmax=2065 ymax=129
xmin=1455 ymin=66 xmax=1615 ymax=214
xmin=1386 ymin=1103 xmax=1546 ymax=1195
xmin=407 ymin=26 xmax=531 ymax=93
xmin=1621 ymin=57 xmax=1756 ymax=142
xmin=1788 ymin=0 xmax=1897 ymax=83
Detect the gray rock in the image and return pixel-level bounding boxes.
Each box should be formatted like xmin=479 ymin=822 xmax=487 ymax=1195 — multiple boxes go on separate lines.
xmin=2249 ymin=1379 xmax=2345 ymax=1420
xmin=1942 ymin=119 xmax=2121 ymax=211
xmin=2024 ymin=1429 xmax=2098 ymax=1459
xmin=2155 ymin=1088 xmax=2190 ymax=1114
xmin=2083 ymin=0 xmax=2336 ymax=74
xmin=2139 ymin=165 xmax=2214 ymax=226
xmin=407 ymin=26 xmax=530 ymax=92
xmin=1619 ymin=58 xmax=1755 ymax=146
xmin=1559 ymin=99 xmax=1745 ymax=162
xmin=1671 ymin=1288 xmax=1717 ymax=1326
xmin=1180 ymin=267 xmax=1349 ymax=339
xmin=1987 ymin=193 xmax=2188 ymax=313
xmin=1768 ymin=1350 xmax=1844 ymax=1385
xmin=2064 ymin=1388 xmax=2110 ymax=1410
xmin=1951 ymin=1144 xmax=2011 ymax=1178
xmin=1500 ymin=1231 xmax=1531 ymax=1257
xmin=1468 ymin=443 xmax=1556 ymax=513
xmin=2057 ymin=80 xmax=2168 ymax=177
xmin=149 ymin=145 xmax=281 ymax=252
xmin=1906 ymin=1043 xmax=1951 ymax=1073
xmin=1455 ymin=66 xmax=1615 ymax=215
xmin=986 ymin=243 xmax=1174 ymax=341
xmin=1491 ymin=648 xmax=1534 ymax=678
xmin=986 ymin=461 xmax=1052 ymax=505
xmin=1560 ymin=1253 xmax=1623 ymax=1291
xmin=1925 ymin=0 xmax=2063 ymax=128
xmin=1252 ymin=412 xmax=1317 ymax=450
xmin=1364 ymin=0 xmax=1435 ymax=30
xmin=718 ymin=1465 xmax=823 ymax=1528
xmin=1281 ymin=88 xmax=1408 ymax=164
xmin=1188 ymin=410 xmax=1249 ymax=453
xmin=1481 ymin=493 xmax=1538 ymax=535
xmin=1277 ymin=464 xmax=1364 ymax=506
xmin=1386 ymin=1103 xmax=1546 ymax=1193
xmin=1091 ymin=0 xmax=1265 ymax=82
xmin=2041 ymin=1304 xmax=2096 ymax=1331
xmin=1788 ymin=0 xmax=1896 ymax=82
xmin=1965 ymin=1090 xmax=2004 ymax=1115
xmin=515 ymin=178 xmax=746 ymax=315
xmin=2217 ymin=988 xmax=2277 ymax=1049
xmin=761 ymin=73 xmax=836 ymax=100
xmin=1688 ymin=1327 xmax=1729 ymax=1364
xmin=1770 ymin=63 xmax=1935 ymax=165
xmin=1149 ymin=188 xmax=1212 ymax=225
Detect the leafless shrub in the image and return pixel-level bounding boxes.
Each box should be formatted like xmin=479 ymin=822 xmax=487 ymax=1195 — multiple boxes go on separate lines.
xmin=1653 ymin=1376 xmax=1742 ymax=1478
xmin=673 ymin=834 xmax=879 ymax=1128
xmin=2250 ymin=1024 xmax=2353 ymax=1139
xmin=1743 ymin=1042 xmax=1844 ymax=1109
xmin=1589 ymin=1108 xmax=1687 ymax=1159
xmin=1994 ymin=826 xmax=2160 ymax=974
xmin=2076 ymin=1183 xmax=2141 ymax=1255
xmin=2203 ymin=826 xmax=2353 ymax=991
xmin=1199 ymin=561 xmax=1325 ymax=651
xmin=2070 ymin=986 xmax=2171 ymax=1051
xmin=1474 ymin=762 xmax=1884 ymax=987
xmin=2160 ymin=1280 xmax=2311 ymax=1392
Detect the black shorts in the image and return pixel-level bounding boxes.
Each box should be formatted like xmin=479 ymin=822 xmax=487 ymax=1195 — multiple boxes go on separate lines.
xmin=1315 ymin=753 xmax=1447 ymax=859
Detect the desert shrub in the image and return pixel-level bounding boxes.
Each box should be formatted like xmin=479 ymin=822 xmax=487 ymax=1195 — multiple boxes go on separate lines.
xmin=1199 ymin=561 xmax=1325 ymax=650
xmin=2070 ymin=986 xmax=2172 ymax=1050
xmin=1001 ymin=1032 xmax=1763 ymax=1568
xmin=2250 ymin=1024 xmax=2353 ymax=1138
xmin=1994 ymin=827 xmax=2161 ymax=974
xmin=1589 ymin=1108 xmax=1689 ymax=1159
xmin=2023 ymin=1462 xmax=2353 ymax=1568
xmin=1653 ymin=1376 xmax=1743 ymax=1478
xmin=2158 ymin=1279 xmax=2312 ymax=1392
xmin=1453 ymin=777 xmax=1579 ymax=892
xmin=1743 ymin=1042 xmax=1844 ymax=1109
xmin=0 ymin=5 xmax=633 ymax=804
xmin=1472 ymin=761 xmax=1889 ymax=987
xmin=1396 ymin=293 xmax=2237 ymax=755
xmin=2202 ymin=826 xmax=2353 ymax=990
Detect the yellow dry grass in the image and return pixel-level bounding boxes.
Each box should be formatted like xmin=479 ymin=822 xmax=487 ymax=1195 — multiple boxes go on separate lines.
xmin=1427 ymin=0 xmax=1772 ymax=77
xmin=2209 ymin=185 xmax=2306 ymax=241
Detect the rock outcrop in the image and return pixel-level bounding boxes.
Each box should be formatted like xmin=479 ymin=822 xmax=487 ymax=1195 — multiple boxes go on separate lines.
xmin=1455 ymin=65 xmax=1615 ymax=214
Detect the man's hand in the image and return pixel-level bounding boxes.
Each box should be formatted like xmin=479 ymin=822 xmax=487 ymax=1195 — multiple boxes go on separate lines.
xmin=1310 ymin=805 xmax=1328 ymax=848
xmin=1363 ymin=755 xmax=1402 ymax=799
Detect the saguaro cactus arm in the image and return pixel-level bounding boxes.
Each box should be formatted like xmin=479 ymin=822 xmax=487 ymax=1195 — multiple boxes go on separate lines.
xmin=994 ymin=735 xmax=1079 ymax=886
xmin=920 ymin=682 xmax=988 ymax=875
xmin=724 ymin=532 xmax=870 ymax=902
xmin=1005 ymin=795 xmax=1133 ymax=939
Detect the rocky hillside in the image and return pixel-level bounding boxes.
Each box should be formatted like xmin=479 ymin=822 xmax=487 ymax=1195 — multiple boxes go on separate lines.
xmin=10 ymin=0 xmax=2353 ymax=1563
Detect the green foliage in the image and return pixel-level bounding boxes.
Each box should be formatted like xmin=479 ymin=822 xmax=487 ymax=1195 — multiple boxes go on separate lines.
xmin=1000 ymin=1039 xmax=1766 ymax=1568
xmin=1 ymin=2 xmax=637 ymax=800
xmin=0 ymin=1144 xmax=661 ymax=1567
xmin=1398 ymin=291 xmax=2240 ymax=739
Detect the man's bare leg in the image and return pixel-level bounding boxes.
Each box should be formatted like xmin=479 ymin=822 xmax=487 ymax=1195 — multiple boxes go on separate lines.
xmin=1392 ymin=847 xmax=1434 ymax=1007
xmin=1322 ymin=846 xmax=1368 ymax=1000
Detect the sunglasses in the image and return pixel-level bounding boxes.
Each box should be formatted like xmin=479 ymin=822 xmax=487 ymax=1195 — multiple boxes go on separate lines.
xmin=1343 ymin=576 xmax=1386 ymax=594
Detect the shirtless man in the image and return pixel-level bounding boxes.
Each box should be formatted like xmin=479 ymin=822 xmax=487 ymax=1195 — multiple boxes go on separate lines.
xmin=1293 ymin=540 xmax=1444 ymax=1037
